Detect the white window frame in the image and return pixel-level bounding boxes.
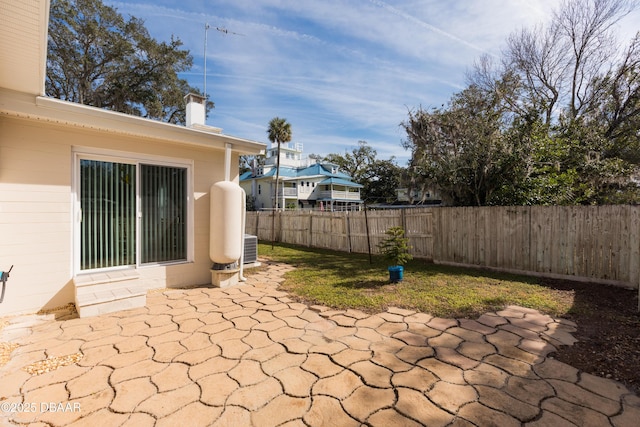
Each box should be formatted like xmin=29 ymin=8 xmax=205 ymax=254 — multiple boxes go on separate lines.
xmin=72 ymin=147 xmax=195 ymax=275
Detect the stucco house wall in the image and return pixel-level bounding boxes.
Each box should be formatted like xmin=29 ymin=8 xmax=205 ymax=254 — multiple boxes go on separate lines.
xmin=0 ymin=110 xmax=248 ymax=316
xmin=0 ymin=0 xmax=264 ymax=316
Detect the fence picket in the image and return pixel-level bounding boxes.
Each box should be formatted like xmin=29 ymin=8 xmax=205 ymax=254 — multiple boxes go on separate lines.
xmin=246 ymin=206 xmax=639 ymax=289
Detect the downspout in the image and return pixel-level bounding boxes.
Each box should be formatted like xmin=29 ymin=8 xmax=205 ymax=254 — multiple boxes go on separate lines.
xmin=239 ymin=188 xmax=247 ymax=282
xmin=224 ymin=143 xmax=232 ymax=182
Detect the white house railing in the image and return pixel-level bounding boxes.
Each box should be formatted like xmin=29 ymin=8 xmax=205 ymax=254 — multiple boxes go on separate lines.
xmin=318 ymin=190 xmax=360 ymax=200
xmin=272 ymin=187 xmax=298 ymax=197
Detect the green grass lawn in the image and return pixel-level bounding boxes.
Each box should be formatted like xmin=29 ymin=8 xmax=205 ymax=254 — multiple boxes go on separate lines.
xmin=255 ymin=243 xmax=574 ymax=319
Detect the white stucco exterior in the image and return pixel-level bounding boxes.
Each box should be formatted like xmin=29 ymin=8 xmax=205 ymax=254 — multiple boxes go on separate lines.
xmin=0 ymin=0 xmax=265 ymax=316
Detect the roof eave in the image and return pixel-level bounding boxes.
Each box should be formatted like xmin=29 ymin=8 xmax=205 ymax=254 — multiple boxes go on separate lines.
xmin=0 ymin=89 xmax=265 ymax=155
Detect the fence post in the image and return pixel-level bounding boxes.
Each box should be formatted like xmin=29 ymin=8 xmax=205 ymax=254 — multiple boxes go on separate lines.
xmin=364 ymin=203 xmax=372 ymax=264
xmin=346 ymin=211 xmax=352 ymax=253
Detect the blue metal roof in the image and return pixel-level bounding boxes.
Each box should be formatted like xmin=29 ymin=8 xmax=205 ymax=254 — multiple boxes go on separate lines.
xmin=240 ymin=162 xmax=355 ymax=182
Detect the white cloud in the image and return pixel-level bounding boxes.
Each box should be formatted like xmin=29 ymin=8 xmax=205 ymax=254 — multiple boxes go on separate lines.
xmin=103 ymin=0 xmax=570 ymax=164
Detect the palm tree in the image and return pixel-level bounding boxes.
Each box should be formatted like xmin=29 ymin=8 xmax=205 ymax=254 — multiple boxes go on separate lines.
xmin=267 ymin=117 xmax=292 ymax=211
xmin=267 ymin=117 xmax=292 ymax=247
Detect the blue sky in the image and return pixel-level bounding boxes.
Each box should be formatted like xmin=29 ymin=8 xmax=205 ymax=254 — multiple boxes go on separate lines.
xmin=103 ymin=0 xmax=639 ymax=165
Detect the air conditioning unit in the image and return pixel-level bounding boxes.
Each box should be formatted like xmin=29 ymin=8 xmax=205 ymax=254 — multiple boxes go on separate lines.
xmin=243 ymin=234 xmax=258 ymax=264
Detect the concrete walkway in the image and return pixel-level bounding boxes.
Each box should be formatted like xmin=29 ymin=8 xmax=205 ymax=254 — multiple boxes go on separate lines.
xmin=0 ymin=261 xmax=638 ymax=426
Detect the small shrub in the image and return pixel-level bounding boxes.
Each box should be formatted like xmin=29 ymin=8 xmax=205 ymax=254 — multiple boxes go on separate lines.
xmin=377 ymin=226 xmax=413 ymax=266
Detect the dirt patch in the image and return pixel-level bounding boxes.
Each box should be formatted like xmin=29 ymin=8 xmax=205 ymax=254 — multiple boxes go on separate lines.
xmin=542 ymin=279 xmax=640 ymax=395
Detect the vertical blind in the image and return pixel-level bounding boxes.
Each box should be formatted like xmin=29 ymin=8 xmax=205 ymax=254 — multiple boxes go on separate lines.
xmin=80 ymin=160 xmax=187 ymax=270
xmin=80 ymin=160 xmax=136 ymax=270
xmin=141 ymin=164 xmax=187 ymax=263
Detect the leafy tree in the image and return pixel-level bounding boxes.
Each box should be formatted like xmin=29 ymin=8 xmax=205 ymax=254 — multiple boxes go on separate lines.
xmin=239 ymin=155 xmax=265 ymax=175
xmin=361 ymin=159 xmax=402 ymax=203
xmin=406 ymin=0 xmax=640 ymax=205
xmin=46 ymin=0 xmax=211 ymax=124
xmin=324 ymin=141 xmax=377 ymax=182
xmin=266 ymin=117 xmax=292 ymax=211
xmin=403 ymin=85 xmax=529 ymax=206
xmin=323 ymin=141 xmax=402 ymax=203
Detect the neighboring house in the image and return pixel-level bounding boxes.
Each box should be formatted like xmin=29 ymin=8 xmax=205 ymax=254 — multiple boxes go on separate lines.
xmin=0 ymin=0 xmax=265 ymax=317
xmin=396 ymin=188 xmax=442 ymax=205
xmin=240 ymin=142 xmax=363 ymax=211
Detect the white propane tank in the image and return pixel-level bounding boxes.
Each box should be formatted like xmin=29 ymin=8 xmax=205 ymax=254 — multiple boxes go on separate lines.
xmin=210 ymin=181 xmax=243 ymax=264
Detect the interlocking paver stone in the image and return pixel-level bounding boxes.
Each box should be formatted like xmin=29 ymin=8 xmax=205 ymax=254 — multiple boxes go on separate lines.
xmin=463 ymin=361 xmax=509 ymax=387
xmin=391 ymin=366 xmax=438 ymax=392
xmin=394 ymin=330 xmax=429 ymax=346
xmin=457 ymin=340 xmax=496 ymax=361
xmin=136 ymin=383 xmax=200 ymax=418
xmin=301 ymin=354 xmax=344 ymax=378
xmin=227 ymin=377 xmax=282 ymax=410
xmin=367 ymin=408 xmax=422 ymax=427
xmin=396 ymin=387 xmax=454 ymax=427
xmin=304 ymin=396 xmax=360 ymax=427
xmin=102 ymin=346 xmax=153 ymax=368
xmin=541 ymin=397 xmax=612 ymax=427
xmin=372 ymin=351 xmax=413 ymax=373
xmin=198 ymin=372 xmax=239 ymax=406
xmin=273 ymin=366 xmax=316 ymax=397
xmin=1 ymin=260 xmax=636 ymax=427
xmin=331 ymin=348 xmax=371 ymax=367
xmin=612 ymin=402 xmax=640 ymax=427
xmin=228 ymin=359 xmax=268 ymax=386
xmin=218 ymin=338 xmax=251 ymax=359
xmin=342 ymin=385 xmax=396 ymax=421
xmin=251 ymin=395 xmax=310 ymax=427
xmin=395 ymin=344 xmax=434 ymax=364
xmin=178 ymin=331 xmax=212 ymax=351
xmin=435 ymin=347 xmax=480 ymax=370
xmin=549 ymin=378 xmax=621 ymax=416
xmin=427 ymin=381 xmax=478 ymax=412
xmin=66 ymin=365 xmax=112 ymax=399
xmin=110 ymin=377 xmax=157 ymax=412
xmin=155 ymin=401 xmax=223 ymax=427
xmin=150 ymin=340 xmax=188 ymax=362
xmin=188 ymin=355 xmax=238 ymax=380
xmin=419 ymin=358 xmax=466 ymax=384
xmin=533 ymin=357 xmax=579 ymax=382
xmin=211 ymin=406 xmax=252 ymax=427
xmin=21 ymin=364 xmax=89 ymax=392
xmin=312 ymin=369 xmax=362 ymax=399
xmin=428 ymin=331 xmax=463 ymax=348
xmin=350 ymin=359 xmax=393 ymax=388
xmin=504 ymin=376 xmax=555 ymax=406
xmin=484 ymin=353 xmax=538 ymax=378
xmin=578 ymin=372 xmax=630 ymax=401
xmin=475 ymin=384 xmax=540 ymax=421
xmin=457 ymin=401 xmax=521 ymax=427
xmin=151 ymin=363 xmax=192 ymax=392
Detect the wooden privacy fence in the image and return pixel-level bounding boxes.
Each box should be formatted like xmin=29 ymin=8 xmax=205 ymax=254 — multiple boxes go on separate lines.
xmin=246 ymin=206 xmax=640 ymax=291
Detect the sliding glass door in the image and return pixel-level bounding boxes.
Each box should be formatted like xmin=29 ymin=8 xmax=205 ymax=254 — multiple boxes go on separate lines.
xmin=79 ymin=158 xmax=188 ymax=271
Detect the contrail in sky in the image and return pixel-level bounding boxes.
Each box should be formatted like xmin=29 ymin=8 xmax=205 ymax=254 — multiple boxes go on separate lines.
xmin=369 ymin=0 xmax=495 ymax=56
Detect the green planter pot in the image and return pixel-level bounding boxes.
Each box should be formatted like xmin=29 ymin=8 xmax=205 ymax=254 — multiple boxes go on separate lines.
xmin=388 ymin=265 xmax=404 ymax=283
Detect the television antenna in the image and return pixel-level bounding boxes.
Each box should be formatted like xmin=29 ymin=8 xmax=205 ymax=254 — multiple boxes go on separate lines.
xmin=204 ymin=23 xmax=245 ymax=100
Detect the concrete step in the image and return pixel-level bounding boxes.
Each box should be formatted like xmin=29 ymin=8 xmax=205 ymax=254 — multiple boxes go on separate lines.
xmin=73 ymin=270 xmax=146 ymax=317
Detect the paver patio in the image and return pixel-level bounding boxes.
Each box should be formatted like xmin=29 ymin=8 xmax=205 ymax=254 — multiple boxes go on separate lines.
xmin=0 ymin=260 xmax=638 ymax=426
